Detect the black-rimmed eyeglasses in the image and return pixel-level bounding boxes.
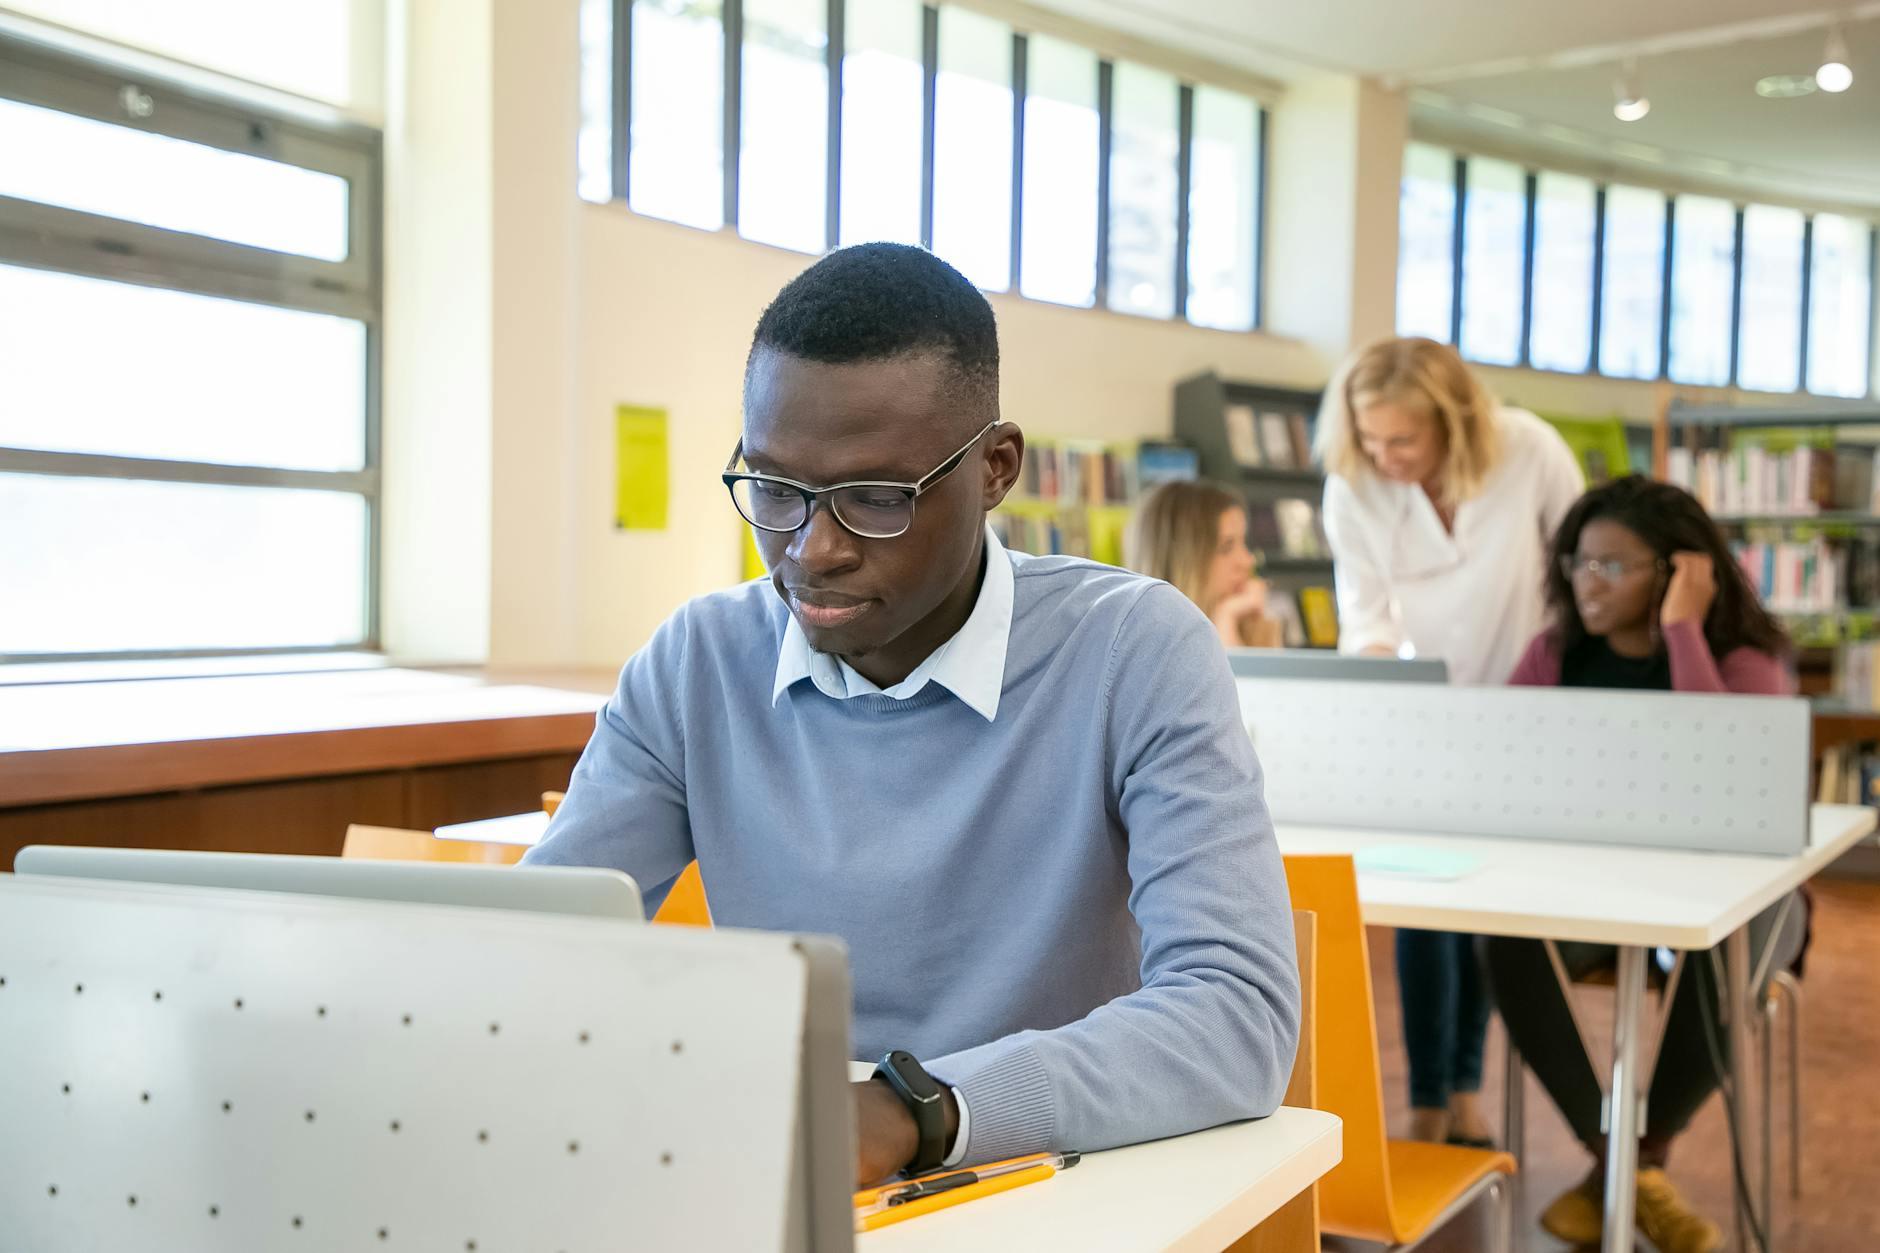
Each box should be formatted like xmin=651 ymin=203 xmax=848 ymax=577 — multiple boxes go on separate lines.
xmin=722 ymin=419 xmax=1002 ymax=540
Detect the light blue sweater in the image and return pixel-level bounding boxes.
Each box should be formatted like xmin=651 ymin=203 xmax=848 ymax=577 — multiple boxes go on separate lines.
xmin=524 ymin=550 xmax=1300 ymax=1162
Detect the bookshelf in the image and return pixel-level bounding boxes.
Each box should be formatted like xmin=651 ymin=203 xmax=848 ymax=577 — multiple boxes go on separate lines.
xmin=1173 ymin=373 xmax=1338 ymax=648
xmin=991 ymin=438 xmax=1190 ymax=567
xmin=1662 ymin=399 xmax=1880 ymax=803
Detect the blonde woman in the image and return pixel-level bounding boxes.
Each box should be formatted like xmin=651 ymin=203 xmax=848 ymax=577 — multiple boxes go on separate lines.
xmin=1316 ymin=336 xmax=1583 ymax=1147
xmin=1126 ymin=481 xmax=1283 ymax=649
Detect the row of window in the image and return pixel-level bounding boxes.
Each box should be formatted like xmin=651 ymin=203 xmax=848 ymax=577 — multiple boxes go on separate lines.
xmin=0 ymin=33 xmax=378 ymax=659
xmin=1398 ymin=143 xmax=1878 ymax=398
xmin=578 ymin=0 xmax=1266 ymax=331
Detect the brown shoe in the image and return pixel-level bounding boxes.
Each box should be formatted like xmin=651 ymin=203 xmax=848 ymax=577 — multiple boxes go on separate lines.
xmin=1634 ymin=1168 xmax=1723 ymax=1253
xmin=1539 ymin=1169 xmax=1603 ymax=1246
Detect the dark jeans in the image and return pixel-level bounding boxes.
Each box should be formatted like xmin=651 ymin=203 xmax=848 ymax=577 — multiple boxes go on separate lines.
xmin=1480 ymin=894 xmax=1804 ymax=1167
xmin=1398 ymin=929 xmax=1491 ymax=1110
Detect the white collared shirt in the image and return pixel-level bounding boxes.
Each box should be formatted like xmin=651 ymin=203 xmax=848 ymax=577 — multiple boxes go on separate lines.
xmin=771 ymin=526 xmax=1010 ymax=1165
xmin=771 ymin=525 xmax=1014 ymax=722
xmin=1321 ymin=405 xmax=1584 ymax=687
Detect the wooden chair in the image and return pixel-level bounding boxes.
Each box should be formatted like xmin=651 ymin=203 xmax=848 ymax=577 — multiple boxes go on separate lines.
xmin=1284 ymin=854 xmax=1516 ymax=1252
xmin=1230 ymin=908 xmax=1321 ymax=1253
xmin=545 ymin=789 xmax=711 ymax=927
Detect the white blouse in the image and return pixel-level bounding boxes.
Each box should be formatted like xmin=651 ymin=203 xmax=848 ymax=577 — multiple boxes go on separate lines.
xmin=1321 ymin=406 xmax=1585 ymax=687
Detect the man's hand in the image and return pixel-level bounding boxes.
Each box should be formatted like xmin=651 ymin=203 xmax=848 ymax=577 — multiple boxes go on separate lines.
xmin=852 ymin=1077 xmax=961 ymax=1187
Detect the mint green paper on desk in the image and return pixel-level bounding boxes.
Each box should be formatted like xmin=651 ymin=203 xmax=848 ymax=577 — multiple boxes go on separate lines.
xmin=1353 ymin=846 xmax=1482 ymax=881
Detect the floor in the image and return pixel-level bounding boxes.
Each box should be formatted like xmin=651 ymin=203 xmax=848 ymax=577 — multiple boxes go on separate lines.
xmin=1338 ymin=874 xmax=1880 ymax=1252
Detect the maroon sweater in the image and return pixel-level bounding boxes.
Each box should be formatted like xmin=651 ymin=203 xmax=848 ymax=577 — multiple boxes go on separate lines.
xmin=1505 ymin=617 xmax=1791 ymax=695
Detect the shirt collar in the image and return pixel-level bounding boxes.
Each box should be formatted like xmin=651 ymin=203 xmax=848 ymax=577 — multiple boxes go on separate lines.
xmin=770 ymin=526 xmax=1014 ymax=722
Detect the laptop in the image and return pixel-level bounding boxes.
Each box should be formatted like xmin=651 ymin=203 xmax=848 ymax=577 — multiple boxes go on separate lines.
xmin=1228 ymin=647 xmax=1449 ymax=684
xmin=15 ymin=844 xmax=644 ymax=921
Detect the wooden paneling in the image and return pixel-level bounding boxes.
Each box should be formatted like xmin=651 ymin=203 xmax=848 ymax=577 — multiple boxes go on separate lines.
xmin=4 ymin=715 xmax=596 ymax=809
xmin=0 ymin=753 xmax=578 ymax=872
xmin=406 ymin=754 xmax=582 ymax=829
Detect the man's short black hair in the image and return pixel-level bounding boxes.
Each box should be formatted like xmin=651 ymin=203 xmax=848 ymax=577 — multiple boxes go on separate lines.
xmin=747 ymin=243 xmax=1000 ymax=420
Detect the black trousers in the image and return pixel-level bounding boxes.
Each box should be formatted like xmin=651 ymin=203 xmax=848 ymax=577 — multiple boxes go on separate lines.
xmin=1480 ymin=937 xmax=1730 ymax=1165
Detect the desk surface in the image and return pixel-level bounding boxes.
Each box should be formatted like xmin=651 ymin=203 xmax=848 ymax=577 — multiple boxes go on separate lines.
xmin=1277 ymin=803 xmax=1877 ymax=949
xmin=856 ymin=1108 xmax=1341 ymax=1253
xmin=0 ymin=669 xmax=609 ymax=807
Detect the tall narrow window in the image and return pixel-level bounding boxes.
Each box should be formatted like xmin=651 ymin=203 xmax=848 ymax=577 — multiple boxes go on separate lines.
xmin=629 ymin=0 xmax=725 ymax=231
xmin=931 ymin=7 xmax=1014 ymax=291
xmin=1736 ymin=204 xmax=1804 ymax=394
xmin=1598 ymin=184 xmax=1666 ymax=379
xmin=1185 ymin=85 xmax=1258 ymax=332
xmin=577 ymin=0 xmax=614 ymax=203
xmin=1106 ymin=61 xmax=1180 ymax=319
xmin=1808 ymin=215 xmax=1874 ymax=398
xmin=739 ymin=0 xmax=828 ymax=252
xmin=1667 ymin=194 xmax=1737 ymax=386
xmin=1018 ymin=34 xmax=1099 ymax=307
xmin=839 ymin=0 xmax=923 ymax=247
xmin=1528 ymin=171 xmax=1595 ymax=372
xmin=0 ymin=34 xmax=378 ymax=659
xmin=1458 ymin=156 xmax=1524 ymax=366
xmin=1397 ymin=142 xmax=1455 ymax=342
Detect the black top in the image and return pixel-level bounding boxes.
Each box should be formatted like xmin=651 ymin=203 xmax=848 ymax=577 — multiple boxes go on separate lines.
xmin=1558 ymin=635 xmax=1671 ymax=690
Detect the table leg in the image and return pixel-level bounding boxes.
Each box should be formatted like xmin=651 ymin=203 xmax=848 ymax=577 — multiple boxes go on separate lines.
xmin=1601 ymin=944 xmax=1647 ymax=1253
xmin=1501 ymin=1034 xmax=1525 ymax=1167
xmin=1727 ymin=926 xmax=1763 ymax=1252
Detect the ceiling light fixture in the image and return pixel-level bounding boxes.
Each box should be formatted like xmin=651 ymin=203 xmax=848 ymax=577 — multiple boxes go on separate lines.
xmin=1613 ymin=58 xmax=1650 ymax=121
xmin=1755 ymin=73 xmax=1818 ymax=99
xmin=1817 ymin=23 xmax=1853 ymax=93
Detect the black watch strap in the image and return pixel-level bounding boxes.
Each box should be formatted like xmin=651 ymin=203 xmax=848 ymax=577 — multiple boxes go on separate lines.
xmin=873 ymin=1049 xmax=947 ymax=1173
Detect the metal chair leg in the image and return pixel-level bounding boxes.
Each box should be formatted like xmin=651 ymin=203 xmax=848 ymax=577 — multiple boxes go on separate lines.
xmin=1773 ymin=970 xmax=1804 ymax=1199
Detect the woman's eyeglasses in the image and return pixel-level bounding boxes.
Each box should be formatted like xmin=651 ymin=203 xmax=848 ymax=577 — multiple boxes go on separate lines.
xmin=1559 ymin=554 xmax=1665 ymax=582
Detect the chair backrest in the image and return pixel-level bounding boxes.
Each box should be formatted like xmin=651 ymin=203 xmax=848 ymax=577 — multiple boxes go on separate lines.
xmin=1282 ymin=854 xmax=1399 ymax=1244
xmin=1227 ymin=909 xmax=1323 ymax=1253
xmin=537 ymin=791 xmax=711 ymax=926
xmin=341 ymin=823 xmax=526 ymax=866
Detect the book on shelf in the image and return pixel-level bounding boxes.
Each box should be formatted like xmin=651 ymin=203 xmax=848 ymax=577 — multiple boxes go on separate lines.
xmin=1814 ymin=740 xmax=1880 ymax=807
xmin=1297 ymin=585 xmax=1339 ymax=647
xmin=1258 ymin=411 xmax=1298 ymax=469
xmin=1664 ymin=428 xmax=1849 ymax=517
xmin=1731 ymin=532 xmax=1844 ymax=613
xmin=1272 ymin=499 xmax=1328 ymax=558
xmin=1224 ymin=403 xmax=1263 ymax=468
xmin=1016 ymin=439 xmax=1139 ymax=506
xmin=1137 ymin=442 xmax=1199 ymax=488
xmin=1264 ymin=589 xmax=1306 ymax=648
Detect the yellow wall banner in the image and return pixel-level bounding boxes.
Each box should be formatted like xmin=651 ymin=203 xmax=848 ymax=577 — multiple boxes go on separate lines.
xmin=614 ymin=405 xmax=669 ymax=530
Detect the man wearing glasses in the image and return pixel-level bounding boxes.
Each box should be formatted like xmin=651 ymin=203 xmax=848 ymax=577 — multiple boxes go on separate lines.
xmin=526 ymin=243 xmax=1299 ymax=1186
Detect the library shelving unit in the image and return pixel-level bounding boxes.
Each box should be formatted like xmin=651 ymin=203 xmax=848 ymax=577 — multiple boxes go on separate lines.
xmin=1173 ymin=373 xmax=1338 ymax=646
xmin=1661 ymin=398 xmax=1880 ymax=788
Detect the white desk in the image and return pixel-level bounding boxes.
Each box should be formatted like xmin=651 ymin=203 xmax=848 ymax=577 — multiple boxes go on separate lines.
xmin=1276 ymin=803 xmax=1877 ymax=949
xmin=1278 ymin=803 xmax=1877 ymax=1253
xmin=857 ymin=1109 xmax=1341 ymax=1253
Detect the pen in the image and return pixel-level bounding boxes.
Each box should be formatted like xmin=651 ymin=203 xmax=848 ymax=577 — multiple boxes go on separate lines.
xmin=854 ymin=1162 xmax=1058 ymax=1232
xmin=855 ymin=1152 xmax=1081 ymax=1217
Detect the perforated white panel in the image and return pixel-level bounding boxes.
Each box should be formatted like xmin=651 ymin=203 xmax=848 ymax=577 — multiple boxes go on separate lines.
xmin=0 ymin=876 xmax=814 ymax=1253
xmin=1238 ymin=679 xmax=1811 ymax=855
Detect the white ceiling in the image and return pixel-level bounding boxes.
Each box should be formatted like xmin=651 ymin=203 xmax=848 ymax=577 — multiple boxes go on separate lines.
xmin=1027 ymin=0 xmax=1880 ymax=208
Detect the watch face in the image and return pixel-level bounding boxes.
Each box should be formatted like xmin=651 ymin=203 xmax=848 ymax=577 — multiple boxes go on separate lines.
xmin=883 ymin=1050 xmax=941 ymax=1102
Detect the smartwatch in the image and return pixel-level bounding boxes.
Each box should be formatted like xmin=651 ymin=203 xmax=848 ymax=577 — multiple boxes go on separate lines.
xmin=872 ymin=1049 xmax=948 ymax=1173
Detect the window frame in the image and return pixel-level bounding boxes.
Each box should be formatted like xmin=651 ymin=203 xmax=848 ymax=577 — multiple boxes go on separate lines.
xmin=0 ymin=31 xmax=383 ymax=664
xmin=591 ymin=0 xmax=1268 ymax=333
xmin=1408 ymin=139 xmax=1876 ymax=400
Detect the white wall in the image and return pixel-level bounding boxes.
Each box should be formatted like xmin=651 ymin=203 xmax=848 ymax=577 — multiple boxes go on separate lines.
xmin=380 ymin=0 xmax=1335 ymax=670
xmin=570 ymin=210 xmax=1327 ymax=666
